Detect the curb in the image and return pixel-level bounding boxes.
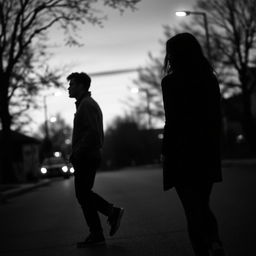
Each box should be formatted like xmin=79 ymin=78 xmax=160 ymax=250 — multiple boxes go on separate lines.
xmin=221 ymin=159 xmax=256 ymax=167
xmin=0 ymin=179 xmax=51 ymax=203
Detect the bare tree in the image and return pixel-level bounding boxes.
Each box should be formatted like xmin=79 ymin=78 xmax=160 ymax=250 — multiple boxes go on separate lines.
xmin=193 ymin=0 xmax=256 ymax=149
xmin=132 ymin=54 xmax=164 ymax=128
xmin=134 ymin=0 xmax=256 ymax=149
xmin=8 ymin=46 xmax=63 ymax=131
xmin=0 ymin=0 xmax=140 ymax=182
xmin=131 ymin=26 xmax=176 ymax=128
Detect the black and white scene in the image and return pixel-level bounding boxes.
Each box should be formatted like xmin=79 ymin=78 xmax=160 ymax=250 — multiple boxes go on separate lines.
xmin=0 ymin=0 xmax=256 ymax=255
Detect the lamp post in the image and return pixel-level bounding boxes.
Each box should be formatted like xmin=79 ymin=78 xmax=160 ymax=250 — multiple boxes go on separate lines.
xmin=42 ymin=92 xmax=61 ymax=138
xmin=176 ymin=11 xmax=211 ymax=61
xmin=43 ymin=95 xmax=49 ymax=139
xmin=42 ymin=92 xmax=61 ymax=158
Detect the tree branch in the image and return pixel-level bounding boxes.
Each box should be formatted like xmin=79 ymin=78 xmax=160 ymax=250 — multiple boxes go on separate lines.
xmin=7 ymin=1 xmax=27 ymax=75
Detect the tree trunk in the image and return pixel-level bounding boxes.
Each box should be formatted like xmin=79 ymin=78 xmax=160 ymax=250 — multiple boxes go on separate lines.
xmin=0 ymin=73 xmax=15 ymax=183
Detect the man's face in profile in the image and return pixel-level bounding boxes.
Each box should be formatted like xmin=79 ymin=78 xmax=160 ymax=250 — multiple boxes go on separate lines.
xmin=68 ymin=79 xmax=83 ymax=98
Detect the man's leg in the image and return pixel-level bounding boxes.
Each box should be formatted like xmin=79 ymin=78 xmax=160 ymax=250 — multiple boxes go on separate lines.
xmin=86 ymin=190 xmax=125 ymax=236
xmin=73 ymin=155 xmax=124 ymax=241
xmin=74 ymin=173 xmax=104 ymax=234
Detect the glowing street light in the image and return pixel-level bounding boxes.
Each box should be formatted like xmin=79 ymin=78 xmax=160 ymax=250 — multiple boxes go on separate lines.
xmin=130 ymin=87 xmax=140 ymax=94
xmin=175 ymin=11 xmax=187 ymax=17
xmin=54 ymin=151 xmax=61 ymax=157
xmin=49 ymin=116 xmax=57 ymax=123
xmin=175 ymin=10 xmax=211 ymax=61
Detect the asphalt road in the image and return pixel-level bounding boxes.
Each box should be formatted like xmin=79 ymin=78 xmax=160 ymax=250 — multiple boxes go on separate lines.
xmin=0 ymin=165 xmax=255 ymax=256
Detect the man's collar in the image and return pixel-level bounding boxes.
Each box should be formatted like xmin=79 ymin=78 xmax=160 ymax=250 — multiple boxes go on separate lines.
xmin=75 ymin=91 xmax=91 ymax=108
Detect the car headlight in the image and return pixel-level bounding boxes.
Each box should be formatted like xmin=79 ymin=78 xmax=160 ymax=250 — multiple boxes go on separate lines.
xmin=62 ymin=166 xmax=68 ymax=173
xmin=41 ymin=167 xmax=47 ymax=174
xmin=70 ymin=167 xmax=75 ymax=174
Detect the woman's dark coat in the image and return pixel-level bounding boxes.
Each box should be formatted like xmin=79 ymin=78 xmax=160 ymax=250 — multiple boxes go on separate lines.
xmin=161 ymin=71 xmax=222 ymax=190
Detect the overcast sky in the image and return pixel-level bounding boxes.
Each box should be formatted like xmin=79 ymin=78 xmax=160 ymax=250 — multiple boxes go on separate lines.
xmin=29 ymin=0 xmax=196 ymax=134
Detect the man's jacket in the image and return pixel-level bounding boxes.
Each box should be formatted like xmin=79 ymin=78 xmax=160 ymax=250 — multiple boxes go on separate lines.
xmin=71 ymin=93 xmax=104 ymax=160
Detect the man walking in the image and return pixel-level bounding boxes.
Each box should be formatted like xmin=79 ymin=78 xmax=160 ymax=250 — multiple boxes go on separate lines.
xmin=67 ymin=72 xmax=124 ymax=248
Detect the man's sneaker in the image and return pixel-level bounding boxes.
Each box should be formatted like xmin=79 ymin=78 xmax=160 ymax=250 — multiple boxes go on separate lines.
xmin=210 ymin=242 xmax=226 ymax=256
xmin=77 ymin=233 xmax=105 ymax=248
xmin=108 ymin=207 xmax=124 ymax=236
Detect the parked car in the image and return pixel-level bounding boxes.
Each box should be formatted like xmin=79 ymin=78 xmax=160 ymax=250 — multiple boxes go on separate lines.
xmin=40 ymin=156 xmax=74 ymax=179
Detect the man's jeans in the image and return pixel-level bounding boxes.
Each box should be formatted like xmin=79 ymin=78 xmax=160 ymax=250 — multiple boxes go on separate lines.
xmin=72 ymin=151 xmax=113 ymax=234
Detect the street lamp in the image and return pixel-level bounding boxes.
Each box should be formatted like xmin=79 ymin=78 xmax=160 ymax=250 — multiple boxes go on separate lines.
xmin=49 ymin=116 xmax=57 ymax=123
xmin=175 ymin=11 xmax=211 ymax=61
xmin=42 ymin=92 xmax=61 ymax=158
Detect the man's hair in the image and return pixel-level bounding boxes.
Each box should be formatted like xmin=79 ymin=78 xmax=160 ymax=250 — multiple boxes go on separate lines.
xmin=66 ymin=72 xmax=91 ymax=91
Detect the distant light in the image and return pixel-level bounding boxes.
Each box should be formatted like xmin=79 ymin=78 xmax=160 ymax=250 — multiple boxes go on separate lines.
xmin=54 ymin=91 xmax=62 ymax=97
xmin=70 ymin=167 xmax=75 ymax=174
xmin=65 ymin=139 xmax=71 ymax=145
xmin=236 ymin=134 xmax=245 ymax=144
xmin=50 ymin=116 xmax=57 ymax=123
xmin=175 ymin=11 xmax=188 ymax=17
xmin=130 ymin=87 xmax=139 ymax=94
xmin=41 ymin=167 xmax=47 ymax=174
xmin=158 ymin=134 xmax=164 ymax=139
xmin=62 ymin=166 xmax=68 ymax=172
xmin=54 ymin=152 xmax=61 ymax=157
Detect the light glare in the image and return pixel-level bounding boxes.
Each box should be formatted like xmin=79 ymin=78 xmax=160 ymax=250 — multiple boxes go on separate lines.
xmin=158 ymin=134 xmax=164 ymax=139
xmin=62 ymin=166 xmax=68 ymax=172
xmin=41 ymin=167 xmax=47 ymax=174
xmin=131 ymin=87 xmax=139 ymax=94
xmin=54 ymin=152 xmax=61 ymax=157
xmin=50 ymin=116 xmax=57 ymax=123
xmin=65 ymin=139 xmax=71 ymax=145
xmin=176 ymin=11 xmax=187 ymax=17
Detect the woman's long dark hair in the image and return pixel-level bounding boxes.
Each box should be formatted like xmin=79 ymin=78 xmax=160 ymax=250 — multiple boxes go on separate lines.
xmin=163 ymin=33 xmax=213 ymax=76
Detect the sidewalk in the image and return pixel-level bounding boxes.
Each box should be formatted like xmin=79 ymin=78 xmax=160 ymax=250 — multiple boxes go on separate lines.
xmin=0 ymin=179 xmax=51 ymax=203
xmin=221 ymin=157 xmax=256 ymax=167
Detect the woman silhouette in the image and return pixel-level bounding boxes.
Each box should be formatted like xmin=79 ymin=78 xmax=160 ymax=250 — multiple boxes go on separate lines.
xmin=161 ymin=33 xmax=225 ymax=256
